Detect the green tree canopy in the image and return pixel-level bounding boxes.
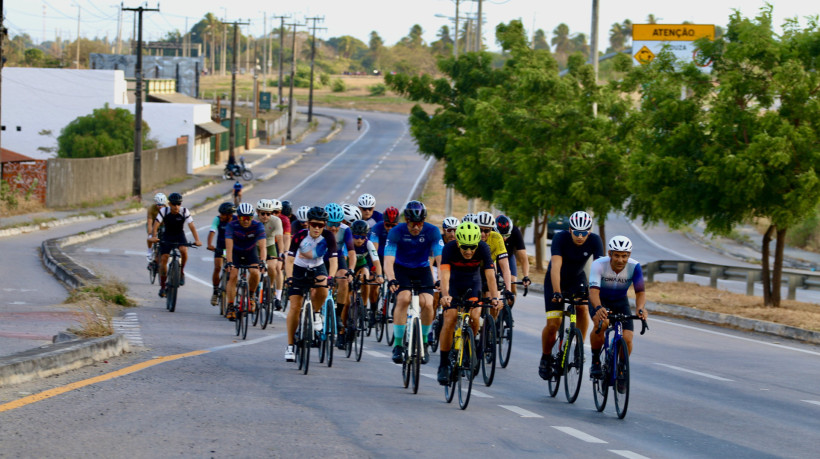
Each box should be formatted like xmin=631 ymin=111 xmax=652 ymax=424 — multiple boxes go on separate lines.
xmin=57 ymin=104 xmax=156 ymax=159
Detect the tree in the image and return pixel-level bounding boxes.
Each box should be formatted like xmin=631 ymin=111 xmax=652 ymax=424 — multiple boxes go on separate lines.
xmin=646 ymin=14 xmax=660 ymax=24
xmin=400 ymin=24 xmax=425 ymax=48
xmin=431 ymin=25 xmax=453 ymax=56
xmin=57 ymin=104 xmax=156 ymax=158
xmin=569 ymin=33 xmax=590 ymax=59
xmin=533 ymin=29 xmax=549 ymax=50
xmin=24 ymin=48 xmax=45 ymax=66
xmin=624 ymin=6 xmax=820 ymax=307
xmin=551 ymin=23 xmax=572 ymax=67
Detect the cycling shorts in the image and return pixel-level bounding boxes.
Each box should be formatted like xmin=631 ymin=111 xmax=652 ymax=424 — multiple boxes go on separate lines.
xmin=160 ymin=235 xmax=188 ymax=256
xmin=589 ymin=296 xmax=634 ymax=332
xmin=508 ymin=253 xmax=518 ymax=277
xmin=394 ymin=264 xmax=434 ymax=295
xmin=289 ymin=264 xmax=329 ymax=297
xmin=214 ymin=248 xmax=225 ymax=259
xmin=232 ymin=248 xmax=260 ymax=267
xmin=445 ymin=278 xmax=482 ymax=310
xmin=544 ymin=273 xmax=588 ymax=313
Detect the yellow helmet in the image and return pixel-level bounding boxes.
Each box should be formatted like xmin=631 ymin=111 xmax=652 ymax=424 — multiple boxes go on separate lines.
xmin=455 ymin=222 xmax=481 ymax=245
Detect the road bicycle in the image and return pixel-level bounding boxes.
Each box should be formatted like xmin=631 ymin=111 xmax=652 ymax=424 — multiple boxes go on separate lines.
xmin=232 ymin=264 xmax=257 ymax=340
xmin=293 ymin=271 xmax=331 ymax=375
xmin=147 ymin=242 xmax=160 ymax=284
xmin=374 ymin=281 xmax=394 ymax=345
xmin=496 ymin=280 xmax=527 ymax=368
xmin=164 ymin=242 xmax=196 ymax=313
xmin=400 ymin=280 xmax=433 ymax=394
xmin=344 ymin=275 xmax=382 ymax=362
xmin=254 ymin=267 xmax=271 ymax=329
xmin=429 ymin=302 xmax=442 ymax=352
xmin=478 ymin=301 xmax=497 ymax=387
xmin=215 ymin=256 xmax=229 ymax=317
xmin=592 ymin=311 xmax=649 ymax=419
xmin=316 ymin=293 xmax=337 ymax=368
xmin=547 ymin=293 xmax=587 ymax=403
xmin=444 ymin=293 xmax=480 ymax=410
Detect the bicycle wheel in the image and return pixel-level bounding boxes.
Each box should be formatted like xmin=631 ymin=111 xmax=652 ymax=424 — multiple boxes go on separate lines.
xmin=260 ymin=276 xmax=271 ymax=330
xmin=444 ymin=349 xmax=457 ymax=403
xmin=235 ymin=289 xmax=243 ymax=337
xmin=410 ymin=317 xmax=422 ymax=394
xmin=614 ymin=338 xmax=630 ymax=419
xmin=592 ymin=360 xmax=609 ymax=412
xmin=166 ymin=259 xmax=179 ymax=312
xmin=148 ymin=261 xmax=157 ymax=284
xmin=241 ymin=296 xmax=249 ymax=340
xmin=480 ymin=314 xmax=497 ymax=387
xmin=300 ymin=302 xmax=313 ymax=375
xmin=355 ymin=299 xmax=365 ymax=362
xmin=325 ymin=302 xmax=335 ymax=367
xmin=251 ymin=289 xmax=261 ymax=327
xmin=296 ymin=308 xmax=305 ymax=370
xmin=497 ymin=306 xmax=513 ymax=368
xmin=563 ymin=327 xmax=584 ymax=403
xmin=242 ymin=170 xmax=254 ymax=181
xmin=218 ymin=271 xmax=227 ymax=316
xmin=281 ymin=285 xmax=290 ymax=313
xmin=547 ymin=335 xmax=562 ymax=398
xmin=429 ymin=312 xmax=441 ymax=352
xmin=457 ymin=326 xmax=475 ymax=410
xmin=385 ymin=295 xmax=395 ymax=346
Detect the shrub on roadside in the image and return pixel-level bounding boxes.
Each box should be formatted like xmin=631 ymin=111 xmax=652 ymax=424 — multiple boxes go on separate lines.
xmin=332 ymin=78 xmax=347 ymax=92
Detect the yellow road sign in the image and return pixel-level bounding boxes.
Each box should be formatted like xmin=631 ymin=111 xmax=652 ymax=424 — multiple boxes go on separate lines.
xmin=634 ymin=46 xmax=656 ymax=65
xmin=633 ymin=24 xmax=715 ymax=41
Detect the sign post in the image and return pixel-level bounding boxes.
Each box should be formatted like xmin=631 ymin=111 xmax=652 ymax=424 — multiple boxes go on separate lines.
xmin=632 ymin=24 xmax=715 ymax=72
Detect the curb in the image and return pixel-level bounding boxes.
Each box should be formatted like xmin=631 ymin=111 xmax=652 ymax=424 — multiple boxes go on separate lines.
xmin=0 ymin=334 xmax=130 ymax=387
xmin=526 ymin=282 xmax=820 ymax=344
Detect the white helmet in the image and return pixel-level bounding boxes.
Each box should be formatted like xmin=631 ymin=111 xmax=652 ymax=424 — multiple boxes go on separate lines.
xmin=608 ymin=235 xmax=633 ymax=252
xmin=569 ymin=211 xmax=593 ymax=231
xmin=442 ymin=216 xmax=460 ymax=230
xmin=357 ymin=193 xmax=376 ymax=208
xmin=476 ymin=211 xmax=495 ymax=228
xmin=342 ymin=203 xmax=362 ymax=222
xmin=256 ymin=199 xmax=274 ymax=212
xmin=296 ymin=205 xmax=311 ymax=222
xmin=154 ymin=193 xmax=167 ymax=206
xmin=237 ymin=202 xmax=255 ymax=217
xmin=462 ymin=213 xmax=477 ymax=224
xmin=270 ymin=198 xmax=282 ymax=211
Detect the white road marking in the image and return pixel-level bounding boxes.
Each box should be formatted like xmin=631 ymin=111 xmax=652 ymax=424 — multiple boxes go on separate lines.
xmin=184 ymin=272 xmax=213 ymax=288
xmin=471 ymin=389 xmax=492 ymax=398
xmin=654 ymin=318 xmax=820 ymax=356
xmin=626 ymin=218 xmax=694 ymax=261
xmin=609 ymin=450 xmax=651 ymax=459
xmin=802 ymin=400 xmax=820 ymax=406
xmin=124 ymin=250 xmax=147 ymax=256
xmin=405 ymin=157 xmax=436 ymax=203
xmin=201 ymin=257 xmax=212 ymax=261
xmin=8 ymin=301 xmax=27 ymax=305
xmin=552 ymin=426 xmax=607 ymax=443
xmin=113 ymin=313 xmax=144 ymax=347
xmin=207 ymin=333 xmax=285 ymax=351
xmin=364 ymin=350 xmax=386 ymax=358
xmin=85 ymin=248 xmax=110 ymax=253
xmin=499 ymin=405 xmax=543 ymax=418
xmin=653 ymin=363 xmax=734 ymax=381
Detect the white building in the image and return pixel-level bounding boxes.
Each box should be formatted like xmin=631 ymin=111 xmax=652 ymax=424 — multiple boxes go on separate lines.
xmin=0 ymin=68 xmax=222 ymax=173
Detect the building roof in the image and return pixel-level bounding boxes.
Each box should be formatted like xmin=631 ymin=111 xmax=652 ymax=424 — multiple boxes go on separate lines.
xmin=0 ymin=148 xmax=37 ymax=163
xmin=146 ymin=92 xmax=208 ymax=104
xmin=195 ymin=121 xmax=229 ymax=136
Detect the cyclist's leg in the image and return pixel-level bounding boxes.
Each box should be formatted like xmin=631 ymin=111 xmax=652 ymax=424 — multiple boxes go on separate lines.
xmin=570 ymin=277 xmax=590 ymax=340
xmin=212 ymin=250 xmax=223 ymax=288
xmin=286 ymin=266 xmax=311 ymax=346
xmin=508 ymin=253 xmax=518 ymax=307
xmin=179 ymin=245 xmax=189 ymax=274
xmin=309 ymin=265 xmax=329 ymax=309
xmin=226 ymin=266 xmax=239 ymax=305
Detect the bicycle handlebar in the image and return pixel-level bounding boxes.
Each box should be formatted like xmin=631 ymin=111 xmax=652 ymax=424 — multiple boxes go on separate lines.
xmin=596 ymin=311 xmax=649 ymax=335
xmin=511 ymin=281 xmax=528 ymax=296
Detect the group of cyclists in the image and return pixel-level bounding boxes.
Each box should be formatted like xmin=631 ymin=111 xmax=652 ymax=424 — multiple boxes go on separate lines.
xmin=146 ymin=190 xmax=648 ymax=396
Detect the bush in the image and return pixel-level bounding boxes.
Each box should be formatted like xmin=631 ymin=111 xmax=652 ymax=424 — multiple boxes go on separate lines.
xmin=369 ymin=83 xmax=387 ymax=96
xmin=332 ymin=78 xmax=347 ymax=93
xmin=0 ymin=179 xmax=18 ymax=209
xmin=57 ymin=104 xmax=156 ymax=158
xmin=320 ymin=73 xmax=331 ymax=86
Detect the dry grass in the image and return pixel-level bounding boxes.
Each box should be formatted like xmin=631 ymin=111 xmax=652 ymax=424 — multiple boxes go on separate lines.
xmin=64 ymin=277 xmax=135 ymax=338
xmin=420 ymin=160 xmax=820 ymax=332
xmin=0 ymin=197 xmax=46 ymax=217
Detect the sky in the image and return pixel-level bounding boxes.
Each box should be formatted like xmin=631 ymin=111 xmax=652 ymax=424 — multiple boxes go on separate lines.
xmin=4 ymin=1 xmax=817 ymax=53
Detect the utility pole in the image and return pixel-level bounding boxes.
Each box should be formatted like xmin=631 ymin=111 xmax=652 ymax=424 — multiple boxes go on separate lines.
xmin=305 ymin=17 xmax=326 ymax=123
xmin=262 ymin=13 xmax=267 ymax=88
xmin=75 ymin=4 xmax=81 ymax=68
xmin=274 ymin=15 xmax=290 ymax=107
xmin=285 ymin=22 xmax=302 ymax=141
xmin=590 ymin=0 xmax=600 ymax=117
xmin=123 ymin=4 xmax=160 ymax=199
xmin=454 ymin=0 xmax=459 ymax=58
xmin=1 ymin=2 xmax=7 ymax=154
xmin=116 ymin=3 xmax=123 ymax=54
xmin=228 ymin=20 xmax=250 ymax=163
xmin=476 ymin=0 xmax=483 ymax=52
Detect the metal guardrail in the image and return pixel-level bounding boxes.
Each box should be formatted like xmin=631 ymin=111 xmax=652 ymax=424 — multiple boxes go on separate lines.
xmin=642 ymin=260 xmax=820 ymax=300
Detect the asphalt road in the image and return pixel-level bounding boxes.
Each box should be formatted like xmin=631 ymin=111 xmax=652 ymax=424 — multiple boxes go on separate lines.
xmin=1 ymin=109 xmax=819 ymax=458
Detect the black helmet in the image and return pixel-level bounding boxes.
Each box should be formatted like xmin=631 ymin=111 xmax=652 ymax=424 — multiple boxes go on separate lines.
xmin=218 ymin=202 xmax=235 ymax=215
xmin=351 ymin=219 xmax=369 ymax=235
xmin=168 ymin=192 xmax=183 ymax=205
xmin=307 ymin=206 xmax=329 ymax=222
xmin=495 ymin=215 xmax=513 ymax=236
xmin=403 ymin=200 xmax=427 ymax=223
xmin=281 ymin=200 xmax=293 ymax=216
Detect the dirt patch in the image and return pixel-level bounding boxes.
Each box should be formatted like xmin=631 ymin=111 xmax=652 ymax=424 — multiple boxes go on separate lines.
xmin=420 ymin=161 xmax=820 ymax=332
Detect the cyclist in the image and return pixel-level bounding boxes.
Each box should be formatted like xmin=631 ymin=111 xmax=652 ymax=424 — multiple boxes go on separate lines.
xmin=367 ymin=205 xmax=399 ymax=323
xmin=462 ymin=213 xmax=477 ymax=224
xmin=539 ymin=210 xmax=604 ymax=380
xmin=588 ymin=236 xmax=647 ymax=378
xmin=436 ymin=222 xmax=499 ymax=385
xmin=357 ymin=193 xmax=383 ymax=228
xmin=282 ymin=200 xmax=296 ymax=226
xmin=349 ymin=219 xmax=384 ymax=330
xmin=206 ymin=202 xmax=236 ymax=305
xmin=284 ymin=206 xmax=339 ymax=362
xmin=384 ymin=200 xmax=443 ymax=365
xmin=271 ymin=198 xmax=289 ymax=307
xmin=224 ymin=202 xmax=267 ymax=320
xmin=495 ymin=214 xmax=531 ymax=306
xmin=146 ymin=193 xmax=166 ymax=261
xmin=357 ymin=115 xmax=363 ymax=131
xmin=149 ymin=192 xmax=203 ymax=298
xmin=441 ymin=217 xmax=460 ymax=244
xmin=295 ymin=205 xmax=311 ymax=232
xmin=475 ymin=211 xmax=512 ymax=313
xmin=232 ymin=181 xmax=243 ymax=206
xmin=257 ymin=199 xmax=283 ymax=307
xmin=341 ymin=203 xmax=362 ymax=227
xmin=325 ymin=203 xmax=358 ymax=349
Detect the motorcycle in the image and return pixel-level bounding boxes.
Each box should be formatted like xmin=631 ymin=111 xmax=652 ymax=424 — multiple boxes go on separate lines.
xmin=223 ymin=156 xmax=254 ymax=181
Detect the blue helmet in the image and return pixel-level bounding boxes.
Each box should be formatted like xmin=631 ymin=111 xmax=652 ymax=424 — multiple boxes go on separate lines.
xmin=325 ymin=203 xmax=344 ymax=223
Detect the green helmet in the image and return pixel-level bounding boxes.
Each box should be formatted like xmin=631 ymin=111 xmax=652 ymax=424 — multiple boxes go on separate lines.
xmin=455 ymin=222 xmax=481 ymax=246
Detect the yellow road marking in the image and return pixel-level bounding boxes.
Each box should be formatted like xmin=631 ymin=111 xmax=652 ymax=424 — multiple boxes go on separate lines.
xmin=0 ymin=350 xmax=209 ymax=413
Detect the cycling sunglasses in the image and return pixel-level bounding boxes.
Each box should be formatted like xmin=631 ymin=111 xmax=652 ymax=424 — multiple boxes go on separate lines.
xmin=384 ymin=223 xmax=397 ymax=229
xmin=309 ymin=221 xmax=326 ymax=229
xmin=407 ymin=221 xmax=424 ymax=228
xmin=327 ymin=221 xmax=341 ymax=228
xmin=459 ymin=244 xmax=478 ymax=251
xmin=352 ymin=234 xmax=368 ymax=240
xmin=258 ymin=212 xmax=272 ymax=217
xmin=444 ymin=228 xmax=456 ymax=233
xmin=480 ymin=228 xmax=493 ymax=234
xmin=361 ymin=207 xmax=374 ymax=212
xmin=572 ymin=230 xmax=589 ymax=237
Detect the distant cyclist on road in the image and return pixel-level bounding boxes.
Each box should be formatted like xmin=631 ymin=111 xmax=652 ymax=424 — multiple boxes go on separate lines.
xmin=206 ymin=202 xmax=236 ymax=305
xmin=233 ymin=181 xmax=243 ymax=206
xmin=146 ymin=193 xmax=167 ymax=261
xmin=357 ymin=193 xmax=383 ymax=228
xmin=224 ymin=203 xmax=267 ymax=320
xmin=149 ymin=192 xmax=203 ymax=298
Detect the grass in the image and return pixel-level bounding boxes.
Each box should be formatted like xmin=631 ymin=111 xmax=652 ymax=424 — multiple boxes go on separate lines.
xmin=65 ymin=277 xmax=135 ymax=338
xmin=419 ymin=159 xmax=820 ymax=332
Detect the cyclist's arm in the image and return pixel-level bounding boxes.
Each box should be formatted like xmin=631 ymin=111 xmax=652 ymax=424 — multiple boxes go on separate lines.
xmin=484 ymin=266 xmax=499 ymax=301
xmin=550 ymin=255 xmax=563 ymax=294
xmin=257 ymin=238 xmax=267 ymax=264
xmin=328 ymin=256 xmax=338 ymax=277
xmin=635 ymin=290 xmax=647 ymax=319
xmin=285 ymin=252 xmax=294 ymax=278
xmin=498 ymin=256 xmax=512 ymax=292
xmin=225 ymin=238 xmax=234 ymax=264
xmin=384 ymin=255 xmax=395 ymax=282
xmin=439 ymin=264 xmax=451 ymax=306
xmin=516 ymin=248 xmax=530 ymax=279
xmin=275 ymin=234 xmax=284 ymax=257
xmin=187 ymin=221 xmax=202 ymax=245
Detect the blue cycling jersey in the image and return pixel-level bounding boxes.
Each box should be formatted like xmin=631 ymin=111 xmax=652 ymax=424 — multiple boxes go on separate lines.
xmin=370 ymin=222 xmax=390 ymax=260
xmin=589 ymin=257 xmax=645 ymax=302
xmin=384 ymin=222 xmax=443 ymax=268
